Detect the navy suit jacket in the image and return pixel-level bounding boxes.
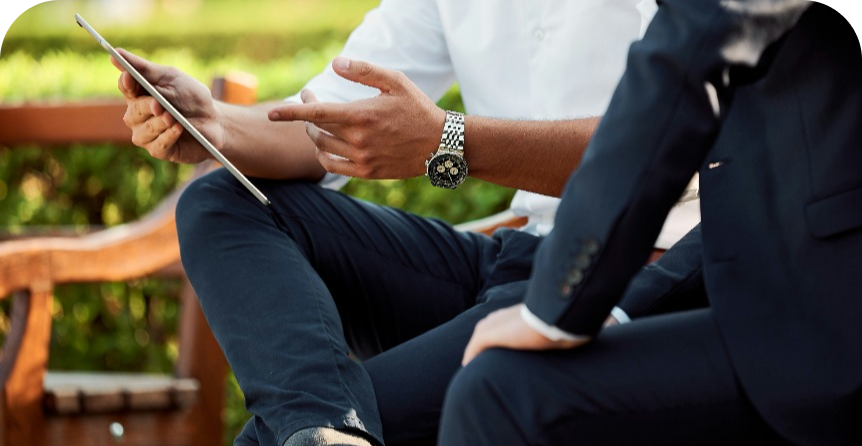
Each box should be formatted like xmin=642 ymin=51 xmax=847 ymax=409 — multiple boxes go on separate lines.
xmin=525 ymin=1 xmax=862 ymax=444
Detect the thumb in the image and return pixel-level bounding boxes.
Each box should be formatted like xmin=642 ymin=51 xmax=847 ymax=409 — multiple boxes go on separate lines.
xmin=332 ymin=57 xmax=405 ymax=93
xmin=113 ymin=48 xmax=164 ymax=82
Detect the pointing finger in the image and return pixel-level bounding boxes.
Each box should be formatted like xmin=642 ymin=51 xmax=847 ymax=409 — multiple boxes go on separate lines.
xmin=268 ymin=101 xmax=355 ymax=125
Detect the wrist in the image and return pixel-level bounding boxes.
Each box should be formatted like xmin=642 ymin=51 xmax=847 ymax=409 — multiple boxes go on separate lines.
xmin=425 ymin=109 xmax=468 ymax=189
xmin=518 ymin=304 xmax=590 ymax=342
xmin=218 ymin=101 xmax=258 ymax=160
xmin=415 ymin=106 xmax=446 ymax=176
xmin=214 ymin=101 xmax=236 ymax=158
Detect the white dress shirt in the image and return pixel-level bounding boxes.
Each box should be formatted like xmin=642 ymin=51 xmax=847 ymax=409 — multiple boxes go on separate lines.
xmin=289 ymin=0 xmax=699 ymax=250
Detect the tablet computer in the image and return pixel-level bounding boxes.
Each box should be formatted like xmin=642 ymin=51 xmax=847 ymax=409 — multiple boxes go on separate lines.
xmin=75 ymin=13 xmax=271 ymax=206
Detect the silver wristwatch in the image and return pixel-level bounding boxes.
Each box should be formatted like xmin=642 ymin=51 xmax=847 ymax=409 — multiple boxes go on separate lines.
xmin=425 ymin=110 xmax=468 ymax=189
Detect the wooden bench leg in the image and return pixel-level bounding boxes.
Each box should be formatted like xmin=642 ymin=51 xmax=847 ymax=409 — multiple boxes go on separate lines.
xmin=176 ymin=279 xmax=228 ymax=446
xmin=1 ymin=289 xmax=53 ymax=446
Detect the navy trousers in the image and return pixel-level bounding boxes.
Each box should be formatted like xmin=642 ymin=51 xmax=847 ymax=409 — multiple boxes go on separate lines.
xmin=438 ymin=308 xmax=789 ymax=445
xmin=175 ymin=169 xmax=541 ymax=446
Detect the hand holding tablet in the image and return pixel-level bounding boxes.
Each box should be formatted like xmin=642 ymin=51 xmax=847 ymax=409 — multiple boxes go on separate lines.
xmin=75 ymin=13 xmax=271 ymax=206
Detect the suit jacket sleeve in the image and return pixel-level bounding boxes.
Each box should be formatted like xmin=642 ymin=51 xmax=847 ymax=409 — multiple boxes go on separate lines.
xmin=524 ymin=0 xmax=810 ymax=335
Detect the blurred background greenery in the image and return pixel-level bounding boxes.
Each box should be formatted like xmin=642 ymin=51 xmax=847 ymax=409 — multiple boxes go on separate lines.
xmin=0 ymin=0 xmax=515 ymax=444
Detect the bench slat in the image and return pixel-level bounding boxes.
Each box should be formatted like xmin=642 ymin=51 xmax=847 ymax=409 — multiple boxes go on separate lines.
xmin=44 ymin=372 xmax=200 ymax=415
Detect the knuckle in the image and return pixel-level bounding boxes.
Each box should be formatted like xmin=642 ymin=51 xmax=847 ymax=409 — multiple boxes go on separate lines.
xmin=310 ymin=108 xmax=328 ymax=122
xmin=354 ymin=150 xmax=372 ymax=166
xmin=357 ymin=62 xmax=374 ymax=76
xmin=352 ymin=112 xmax=372 ymax=126
xmin=131 ymin=133 xmax=147 ymax=148
xmin=162 ymin=66 xmax=180 ymax=82
xmin=357 ymin=165 xmax=372 ymax=178
xmin=143 ymin=118 xmax=157 ymax=135
xmin=392 ymin=70 xmax=409 ymax=84
xmin=351 ymin=133 xmax=369 ymax=149
xmin=127 ymin=102 xmax=146 ymax=123
xmin=148 ymin=115 xmax=171 ymax=138
xmin=122 ymin=110 xmax=134 ymax=127
xmin=146 ymin=97 xmax=160 ymax=114
xmin=146 ymin=144 xmax=162 ymax=158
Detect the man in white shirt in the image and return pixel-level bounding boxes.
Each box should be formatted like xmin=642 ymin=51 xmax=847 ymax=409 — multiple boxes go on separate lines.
xmin=114 ymin=1 xmax=699 ymax=445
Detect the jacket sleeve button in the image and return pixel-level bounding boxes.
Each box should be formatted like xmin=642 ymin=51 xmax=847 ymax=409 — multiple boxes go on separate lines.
xmin=574 ymin=253 xmax=591 ymax=269
xmin=583 ymin=239 xmax=600 ymax=255
xmin=567 ymin=269 xmax=584 ymax=286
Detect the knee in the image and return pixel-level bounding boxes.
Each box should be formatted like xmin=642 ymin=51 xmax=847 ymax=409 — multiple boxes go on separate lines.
xmin=175 ymin=169 xmax=261 ymax=267
xmin=440 ymin=350 xmax=527 ymax=443
xmin=444 ymin=349 xmax=518 ymax=417
xmin=176 ymin=169 xmax=239 ymax=234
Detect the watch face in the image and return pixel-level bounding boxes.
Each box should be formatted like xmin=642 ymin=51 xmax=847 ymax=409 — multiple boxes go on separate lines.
xmin=427 ymin=152 xmax=468 ymax=189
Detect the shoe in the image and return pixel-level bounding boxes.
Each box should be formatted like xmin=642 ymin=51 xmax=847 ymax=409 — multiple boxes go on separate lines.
xmin=283 ymin=427 xmax=373 ymax=446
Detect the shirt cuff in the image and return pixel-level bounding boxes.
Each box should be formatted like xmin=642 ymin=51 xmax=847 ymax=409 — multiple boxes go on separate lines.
xmin=519 ymin=304 xmax=590 ymax=342
xmin=317 ymin=172 xmax=350 ymax=190
xmin=610 ymin=306 xmax=631 ymax=325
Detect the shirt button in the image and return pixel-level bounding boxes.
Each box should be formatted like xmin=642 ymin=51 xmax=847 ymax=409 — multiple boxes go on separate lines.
xmin=534 ymin=29 xmax=546 ymax=41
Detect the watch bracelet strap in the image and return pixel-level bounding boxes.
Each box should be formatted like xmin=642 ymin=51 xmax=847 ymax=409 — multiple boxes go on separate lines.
xmin=440 ymin=110 xmax=465 ymax=154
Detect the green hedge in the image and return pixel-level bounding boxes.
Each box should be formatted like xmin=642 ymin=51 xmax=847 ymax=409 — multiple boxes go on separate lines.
xmin=3 ymin=0 xmax=378 ymax=61
xmin=0 ymin=49 xmax=512 ymax=225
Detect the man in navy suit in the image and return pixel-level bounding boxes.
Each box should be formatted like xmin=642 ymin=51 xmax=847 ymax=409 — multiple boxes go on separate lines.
xmin=439 ymin=0 xmax=862 ymax=444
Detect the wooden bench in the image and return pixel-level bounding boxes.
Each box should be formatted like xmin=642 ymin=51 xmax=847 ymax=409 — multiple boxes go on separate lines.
xmin=0 ymin=73 xmax=257 ymax=446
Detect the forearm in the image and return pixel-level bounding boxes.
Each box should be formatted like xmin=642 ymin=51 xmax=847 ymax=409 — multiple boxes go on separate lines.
xmin=464 ymin=116 xmax=600 ymax=197
xmin=219 ymin=101 xmax=326 ymax=181
xmin=269 ymin=59 xmax=601 ymax=189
